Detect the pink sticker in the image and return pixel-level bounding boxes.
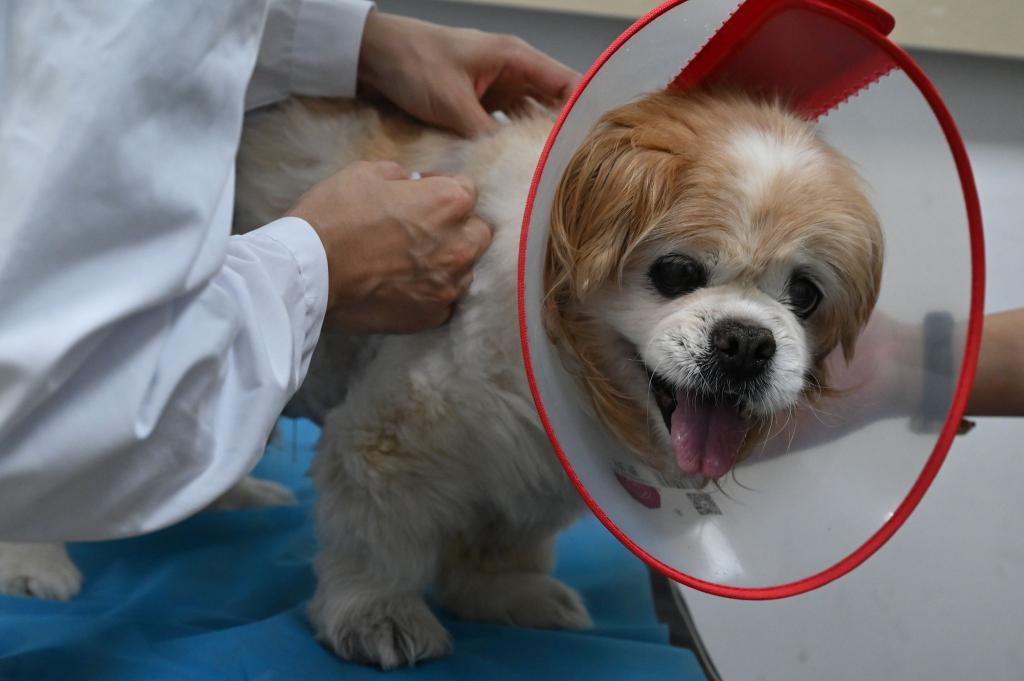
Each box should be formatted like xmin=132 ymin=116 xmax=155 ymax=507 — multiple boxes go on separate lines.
xmin=615 ymin=473 xmax=661 ymax=510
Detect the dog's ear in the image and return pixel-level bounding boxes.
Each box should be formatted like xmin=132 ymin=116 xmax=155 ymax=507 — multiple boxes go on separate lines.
xmin=547 ymin=95 xmax=695 ymax=304
xmin=838 ymin=229 xmax=884 ymax=363
xmin=541 ymin=93 xmax=700 ymax=462
xmin=808 ymin=191 xmax=884 ymax=396
xmin=821 ymin=194 xmax=885 ymax=366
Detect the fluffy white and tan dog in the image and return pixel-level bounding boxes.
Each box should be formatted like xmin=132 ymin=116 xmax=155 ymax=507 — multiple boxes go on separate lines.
xmin=233 ymin=88 xmax=883 ymax=667
xmin=0 ymin=88 xmax=883 ymax=670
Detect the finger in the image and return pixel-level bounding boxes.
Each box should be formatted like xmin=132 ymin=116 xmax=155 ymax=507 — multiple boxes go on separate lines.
xmin=415 ymin=172 xmax=476 ymax=194
xmin=444 ymin=85 xmax=500 ymax=138
xmin=386 ymin=303 xmax=454 ymax=334
xmin=507 ymin=44 xmax=579 ymax=103
xmin=414 ymin=174 xmax=479 ymax=221
xmin=371 ymin=160 xmax=410 ymax=180
xmin=460 ymin=215 xmax=494 ymax=261
xmin=447 ymin=174 xmax=478 ymax=209
xmin=456 ymin=271 xmax=475 ymax=294
xmin=426 ymin=304 xmax=455 ymax=330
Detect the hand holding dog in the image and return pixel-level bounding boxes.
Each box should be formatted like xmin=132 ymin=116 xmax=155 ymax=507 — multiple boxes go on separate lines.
xmin=357 ymin=12 xmax=579 ymax=137
xmin=285 ymin=15 xmax=574 ymax=335
xmin=288 ymin=160 xmax=492 ymax=334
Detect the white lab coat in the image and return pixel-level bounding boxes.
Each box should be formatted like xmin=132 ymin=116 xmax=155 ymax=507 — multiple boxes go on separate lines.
xmin=0 ymin=0 xmax=372 ymax=541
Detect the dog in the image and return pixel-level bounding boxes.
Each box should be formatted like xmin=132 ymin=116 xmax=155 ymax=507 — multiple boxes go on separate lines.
xmin=233 ymin=87 xmax=883 ymax=668
xmin=0 ymin=88 xmax=883 ymax=670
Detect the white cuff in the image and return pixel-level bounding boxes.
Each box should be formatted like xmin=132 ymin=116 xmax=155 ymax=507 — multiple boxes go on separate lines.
xmin=248 ymin=216 xmax=329 ymax=359
xmin=292 ymin=0 xmax=374 ymax=99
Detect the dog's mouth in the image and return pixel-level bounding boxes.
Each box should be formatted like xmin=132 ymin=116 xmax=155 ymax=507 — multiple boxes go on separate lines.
xmin=646 ymin=366 xmax=750 ymax=480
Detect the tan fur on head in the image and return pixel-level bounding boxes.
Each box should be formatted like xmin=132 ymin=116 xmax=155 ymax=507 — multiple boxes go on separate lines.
xmin=545 ymin=88 xmax=883 ymax=464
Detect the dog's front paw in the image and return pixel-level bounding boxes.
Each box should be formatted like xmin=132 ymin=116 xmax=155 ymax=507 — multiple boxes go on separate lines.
xmin=310 ymin=594 xmax=452 ymax=669
xmin=443 ymin=573 xmax=592 ymax=630
xmin=0 ymin=542 xmax=82 ymax=601
xmin=207 ymin=476 xmax=297 ymax=511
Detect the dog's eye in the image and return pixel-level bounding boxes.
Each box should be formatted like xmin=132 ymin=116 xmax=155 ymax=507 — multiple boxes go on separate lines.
xmin=648 ymin=254 xmax=707 ymax=298
xmin=787 ymin=276 xmax=823 ymax=319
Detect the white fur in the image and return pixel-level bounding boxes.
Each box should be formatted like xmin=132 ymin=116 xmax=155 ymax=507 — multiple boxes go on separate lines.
xmin=0 ymin=542 xmax=82 ymax=601
xmin=727 ymin=127 xmax=823 ymax=212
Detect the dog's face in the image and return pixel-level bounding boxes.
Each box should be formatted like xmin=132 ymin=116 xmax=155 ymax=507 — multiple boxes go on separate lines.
xmin=545 ymin=89 xmax=883 ymax=479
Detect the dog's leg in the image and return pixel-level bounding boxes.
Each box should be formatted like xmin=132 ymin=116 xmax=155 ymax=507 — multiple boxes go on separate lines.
xmin=437 ymin=530 xmax=592 ymax=630
xmin=307 ymin=403 xmax=458 ymax=669
xmin=308 ymin=495 xmax=452 ymax=669
xmin=0 ymin=542 xmax=82 ymax=601
xmin=206 ymin=475 xmax=296 ymax=511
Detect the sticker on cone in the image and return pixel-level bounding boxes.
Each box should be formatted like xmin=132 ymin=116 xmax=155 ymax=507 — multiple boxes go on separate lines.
xmin=518 ymin=0 xmax=983 ymax=598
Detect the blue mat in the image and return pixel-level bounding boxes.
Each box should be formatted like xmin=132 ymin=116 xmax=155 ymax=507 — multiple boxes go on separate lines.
xmin=0 ymin=419 xmax=706 ymax=681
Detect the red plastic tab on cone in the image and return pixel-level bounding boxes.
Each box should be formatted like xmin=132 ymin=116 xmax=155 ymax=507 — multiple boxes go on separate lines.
xmin=670 ymin=0 xmax=898 ymax=118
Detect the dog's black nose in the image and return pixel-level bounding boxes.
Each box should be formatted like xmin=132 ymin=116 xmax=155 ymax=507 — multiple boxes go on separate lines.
xmin=710 ymin=320 xmax=776 ymax=382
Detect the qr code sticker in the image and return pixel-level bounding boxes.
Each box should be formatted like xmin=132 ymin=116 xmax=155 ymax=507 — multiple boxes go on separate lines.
xmin=686 ymin=492 xmax=722 ymax=516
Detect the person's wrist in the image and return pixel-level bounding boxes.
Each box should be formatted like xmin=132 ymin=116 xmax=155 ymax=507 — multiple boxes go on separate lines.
xmin=302 ymin=214 xmax=385 ymax=329
xmin=306 ymin=223 xmax=337 ymax=315
xmin=285 ymin=203 xmax=342 ymax=316
xmin=357 ymin=11 xmax=403 ymax=97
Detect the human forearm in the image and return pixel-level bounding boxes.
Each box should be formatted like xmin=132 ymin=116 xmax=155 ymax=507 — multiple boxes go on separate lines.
xmin=965 ymin=308 xmax=1024 ymax=417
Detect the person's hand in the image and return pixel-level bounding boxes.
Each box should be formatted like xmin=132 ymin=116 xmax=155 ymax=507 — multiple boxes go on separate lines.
xmin=820 ymin=312 xmax=926 ymax=422
xmin=357 ymin=12 xmax=579 ymax=137
xmin=287 ymin=160 xmax=493 ymax=334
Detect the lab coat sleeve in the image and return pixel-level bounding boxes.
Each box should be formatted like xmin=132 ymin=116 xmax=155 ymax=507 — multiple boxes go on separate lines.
xmin=246 ymin=0 xmax=375 ymax=110
xmin=0 ymin=2 xmax=328 ymax=541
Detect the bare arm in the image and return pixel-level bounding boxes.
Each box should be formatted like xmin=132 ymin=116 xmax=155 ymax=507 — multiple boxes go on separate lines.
xmin=966 ymin=308 xmax=1024 ymax=417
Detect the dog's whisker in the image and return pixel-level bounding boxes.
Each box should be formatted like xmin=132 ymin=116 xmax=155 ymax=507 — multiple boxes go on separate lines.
xmin=644 ymin=355 xmax=671 ymax=429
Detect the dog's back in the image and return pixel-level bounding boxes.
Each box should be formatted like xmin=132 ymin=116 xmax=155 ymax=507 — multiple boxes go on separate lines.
xmin=235 ymin=100 xmax=556 ymax=422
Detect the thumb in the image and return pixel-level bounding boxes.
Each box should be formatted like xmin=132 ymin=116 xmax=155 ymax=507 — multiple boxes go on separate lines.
xmin=369 ymin=160 xmax=411 ymax=180
xmin=443 ymin=83 xmax=499 ymax=138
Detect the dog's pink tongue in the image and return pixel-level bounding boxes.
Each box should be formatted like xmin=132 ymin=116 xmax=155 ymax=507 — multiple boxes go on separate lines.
xmin=671 ymin=396 xmax=748 ymax=479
